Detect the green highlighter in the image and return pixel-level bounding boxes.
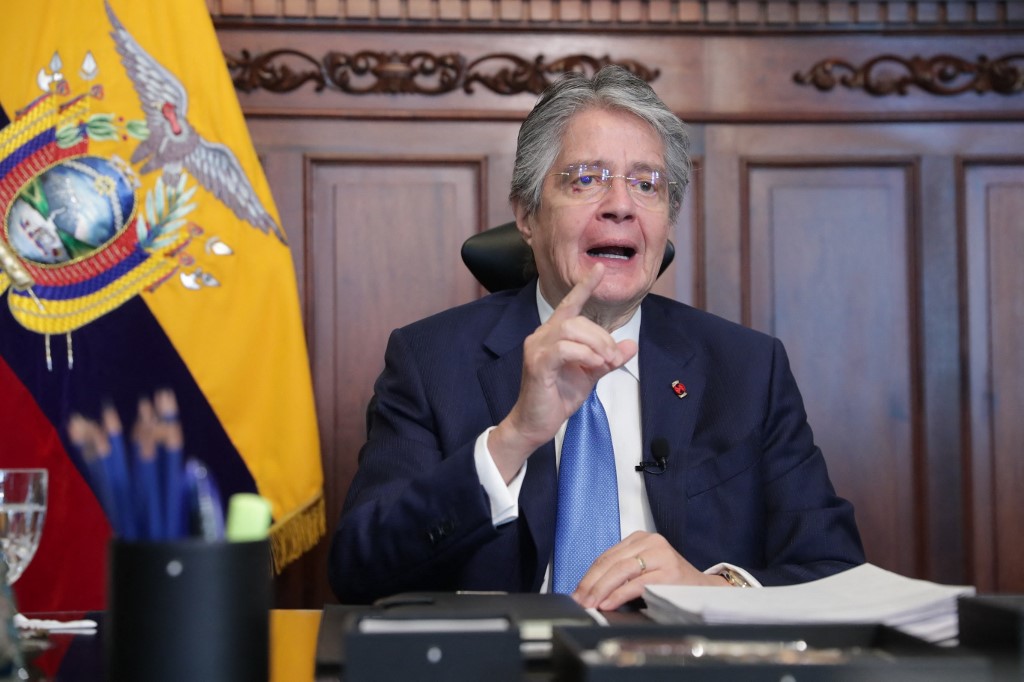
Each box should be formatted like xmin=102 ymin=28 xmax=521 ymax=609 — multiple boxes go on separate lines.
xmin=225 ymin=493 xmax=273 ymax=542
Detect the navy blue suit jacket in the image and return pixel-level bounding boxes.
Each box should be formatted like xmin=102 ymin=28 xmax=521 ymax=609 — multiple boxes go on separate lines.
xmin=329 ymin=282 xmax=864 ymax=604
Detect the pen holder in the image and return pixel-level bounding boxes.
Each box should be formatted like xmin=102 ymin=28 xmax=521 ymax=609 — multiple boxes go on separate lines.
xmin=106 ymin=538 xmax=271 ymax=682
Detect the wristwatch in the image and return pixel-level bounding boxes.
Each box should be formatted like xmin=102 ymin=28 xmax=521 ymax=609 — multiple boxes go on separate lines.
xmin=719 ymin=566 xmax=752 ymax=588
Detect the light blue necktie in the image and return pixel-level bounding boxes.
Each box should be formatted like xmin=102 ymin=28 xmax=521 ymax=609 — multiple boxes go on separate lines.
xmin=552 ymin=388 xmax=620 ymax=594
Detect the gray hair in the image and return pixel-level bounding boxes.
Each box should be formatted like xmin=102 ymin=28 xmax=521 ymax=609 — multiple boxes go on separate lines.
xmin=509 ymin=65 xmax=691 ymax=223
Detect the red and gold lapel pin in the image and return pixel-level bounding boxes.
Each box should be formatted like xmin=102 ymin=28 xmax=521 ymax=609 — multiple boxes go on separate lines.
xmin=671 ymin=380 xmax=687 ymax=398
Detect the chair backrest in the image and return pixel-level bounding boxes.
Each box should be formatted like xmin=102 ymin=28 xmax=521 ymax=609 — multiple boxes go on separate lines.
xmin=461 ymin=221 xmax=676 ymax=293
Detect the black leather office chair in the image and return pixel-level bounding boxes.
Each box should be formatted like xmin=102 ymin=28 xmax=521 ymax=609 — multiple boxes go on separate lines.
xmin=461 ymin=221 xmax=675 ymax=293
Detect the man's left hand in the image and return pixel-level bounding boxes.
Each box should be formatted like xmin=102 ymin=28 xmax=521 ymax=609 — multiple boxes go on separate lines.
xmin=571 ymin=531 xmax=729 ymax=610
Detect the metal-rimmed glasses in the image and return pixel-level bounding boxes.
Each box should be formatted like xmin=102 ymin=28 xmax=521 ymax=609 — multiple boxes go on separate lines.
xmin=548 ymin=164 xmax=675 ymax=208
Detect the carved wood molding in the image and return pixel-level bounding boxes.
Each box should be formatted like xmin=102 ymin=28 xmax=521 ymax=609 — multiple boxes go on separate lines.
xmin=210 ymin=0 xmax=1024 ymax=33
xmin=794 ymin=53 xmax=1024 ymax=96
xmin=226 ymin=49 xmax=659 ymax=96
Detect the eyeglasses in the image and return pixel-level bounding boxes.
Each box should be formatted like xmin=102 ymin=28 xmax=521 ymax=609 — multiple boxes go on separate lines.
xmin=548 ymin=164 xmax=675 ymax=208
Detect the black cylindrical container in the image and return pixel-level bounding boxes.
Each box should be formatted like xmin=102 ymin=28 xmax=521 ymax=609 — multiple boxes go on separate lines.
xmin=106 ymin=539 xmax=271 ymax=682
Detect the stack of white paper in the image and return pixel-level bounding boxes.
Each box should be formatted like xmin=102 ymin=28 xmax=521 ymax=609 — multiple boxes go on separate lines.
xmin=643 ymin=563 xmax=975 ymax=644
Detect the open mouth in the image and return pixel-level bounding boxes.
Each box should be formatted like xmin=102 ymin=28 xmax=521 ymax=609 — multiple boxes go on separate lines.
xmin=587 ymin=245 xmax=636 ymax=261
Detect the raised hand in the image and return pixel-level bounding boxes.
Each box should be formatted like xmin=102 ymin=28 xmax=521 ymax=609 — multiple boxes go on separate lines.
xmin=488 ymin=264 xmax=638 ymax=481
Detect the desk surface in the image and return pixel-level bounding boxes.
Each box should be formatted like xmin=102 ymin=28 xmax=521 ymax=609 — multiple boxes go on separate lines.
xmin=21 ymin=606 xmax=637 ymax=681
xmin=22 ymin=610 xmax=326 ymax=682
xmin=20 ymin=606 xmax=1016 ymax=681
xmin=270 ymin=610 xmax=323 ymax=681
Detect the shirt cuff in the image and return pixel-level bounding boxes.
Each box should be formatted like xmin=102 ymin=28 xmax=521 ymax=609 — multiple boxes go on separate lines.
xmin=703 ymin=562 xmax=763 ymax=588
xmin=474 ymin=427 xmax=526 ymax=527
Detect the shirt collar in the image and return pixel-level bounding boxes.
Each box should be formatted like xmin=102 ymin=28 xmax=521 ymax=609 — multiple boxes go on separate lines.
xmin=535 ymin=283 xmax=641 ymax=382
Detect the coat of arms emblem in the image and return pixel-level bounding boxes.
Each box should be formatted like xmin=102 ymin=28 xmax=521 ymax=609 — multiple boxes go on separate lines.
xmin=0 ymin=1 xmax=279 ymax=367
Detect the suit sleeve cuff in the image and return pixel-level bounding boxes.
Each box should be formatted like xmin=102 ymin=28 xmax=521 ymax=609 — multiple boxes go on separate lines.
xmin=474 ymin=427 xmax=526 ymax=527
xmin=703 ymin=562 xmax=762 ymax=588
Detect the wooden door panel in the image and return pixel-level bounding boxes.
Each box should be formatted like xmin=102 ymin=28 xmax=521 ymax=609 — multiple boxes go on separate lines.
xmin=746 ymin=162 xmax=921 ymax=577
xmin=304 ymin=156 xmax=485 ymax=597
xmin=652 ymin=158 xmax=705 ymax=307
xmin=962 ymin=159 xmax=1024 ymax=592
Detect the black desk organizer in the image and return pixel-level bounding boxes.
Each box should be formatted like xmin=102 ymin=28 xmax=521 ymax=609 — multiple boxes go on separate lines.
xmin=959 ymin=595 xmax=1024 ymax=682
xmin=551 ymin=623 xmax=993 ymax=681
xmin=319 ymin=593 xmax=594 ymax=681
xmin=344 ymin=610 xmax=521 ymax=682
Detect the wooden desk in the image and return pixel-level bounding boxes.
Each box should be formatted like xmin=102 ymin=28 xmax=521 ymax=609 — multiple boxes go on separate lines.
xmin=270 ymin=609 xmax=323 ymax=682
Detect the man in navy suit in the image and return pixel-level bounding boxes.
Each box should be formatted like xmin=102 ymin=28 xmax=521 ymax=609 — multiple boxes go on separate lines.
xmin=329 ymin=66 xmax=864 ymax=608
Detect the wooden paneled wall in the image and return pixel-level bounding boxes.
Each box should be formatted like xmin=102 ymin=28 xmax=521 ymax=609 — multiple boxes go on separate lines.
xmin=212 ymin=4 xmax=1024 ymax=607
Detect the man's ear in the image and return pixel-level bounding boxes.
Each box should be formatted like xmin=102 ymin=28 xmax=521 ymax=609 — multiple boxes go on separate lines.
xmin=513 ymin=204 xmax=533 ymax=245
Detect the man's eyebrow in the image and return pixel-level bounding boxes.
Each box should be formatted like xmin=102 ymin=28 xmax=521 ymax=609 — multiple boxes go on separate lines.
xmin=626 ymin=162 xmax=665 ymax=174
xmin=559 ymin=160 xmax=605 ymax=169
xmin=560 ymin=160 xmax=666 ymax=174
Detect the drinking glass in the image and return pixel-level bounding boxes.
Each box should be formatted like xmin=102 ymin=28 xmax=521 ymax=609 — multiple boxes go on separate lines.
xmin=0 ymin=469 xmax=48 ymax=585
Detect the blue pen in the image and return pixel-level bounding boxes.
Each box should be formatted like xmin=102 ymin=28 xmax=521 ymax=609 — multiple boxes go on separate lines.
xmin=102 ymin=405 xmax=137 ymax=540
xmin=184 ymin=457 xmax=224 ymax=541
xmin=68 ymin=414 xmax=119 ymax=535
xmin=131 ymin=398 xmax=163 ymax=541
xmin=155 ymin=390 xmax=184 ymax=539
xmin=132 ymin=446 xmax=162 ymax=541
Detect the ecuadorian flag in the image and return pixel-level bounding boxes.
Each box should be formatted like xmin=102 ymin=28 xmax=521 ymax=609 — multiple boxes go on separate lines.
xmin=0 ymin=0 xmax=323 ymax=611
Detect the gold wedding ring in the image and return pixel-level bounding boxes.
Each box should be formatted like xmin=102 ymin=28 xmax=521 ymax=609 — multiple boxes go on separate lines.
xmin=635 ymin=555 xmax=647 ymax=574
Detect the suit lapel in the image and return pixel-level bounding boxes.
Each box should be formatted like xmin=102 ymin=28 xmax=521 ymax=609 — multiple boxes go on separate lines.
xmin=638 ymin=296 xmax=705 ymax=551
xmin=476 ymin=283 xmax=556 ymax=590
xmin=477 ymin=289 xmax=533 ymax=424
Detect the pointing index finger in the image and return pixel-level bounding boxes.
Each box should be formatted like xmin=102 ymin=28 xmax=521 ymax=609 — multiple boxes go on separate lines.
xmin=551 ymin=264 xmax=604 ymax=323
